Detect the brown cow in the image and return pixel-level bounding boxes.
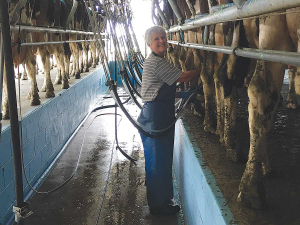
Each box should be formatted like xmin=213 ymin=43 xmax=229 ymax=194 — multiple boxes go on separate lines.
xmin=2 ymin=0 xmax=39 ymax=119
xmin=238 ymin=9 xmax=299 ymax=209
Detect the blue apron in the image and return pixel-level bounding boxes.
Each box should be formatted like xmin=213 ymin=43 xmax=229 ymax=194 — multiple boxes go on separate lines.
xmin=137 ymin=82 xmax=176 ymax=208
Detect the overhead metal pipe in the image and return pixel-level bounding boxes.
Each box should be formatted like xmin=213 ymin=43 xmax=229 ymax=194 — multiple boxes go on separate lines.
xmin=0 ymin=1 xmax=28 ymax=224
xmin=20 ymin=39 xmax=98 ymax=46
xmin=6 ymin=25 xmax=106 ymax=35
xmin=168 ymin=40 xmax=300 ymax=67
xmin=167 ymin=0 xmax=300 ymax=32
xmin=167 ymin=0 xmax=184 ymax=24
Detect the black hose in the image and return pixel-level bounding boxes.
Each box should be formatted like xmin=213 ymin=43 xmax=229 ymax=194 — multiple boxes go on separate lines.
xmin=21 ymin=97 xmax=132 ymax=195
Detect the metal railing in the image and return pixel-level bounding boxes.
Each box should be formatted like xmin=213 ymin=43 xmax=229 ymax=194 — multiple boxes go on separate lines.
xmin=167 ymin=0 xmax=300 ymax=32
xmin=168 ymin=40 xmax=300 ymax=67
xmin=6 ymin=24 xmax=106 ymax=35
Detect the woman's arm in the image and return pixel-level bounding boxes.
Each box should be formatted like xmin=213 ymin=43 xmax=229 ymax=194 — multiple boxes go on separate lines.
xmin=176 ymin=68 xmax=201 ymax=83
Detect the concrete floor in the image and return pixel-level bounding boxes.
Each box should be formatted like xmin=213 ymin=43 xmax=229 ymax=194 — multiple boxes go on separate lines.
xmin=12 ymin=81 xmax=184 ymax=225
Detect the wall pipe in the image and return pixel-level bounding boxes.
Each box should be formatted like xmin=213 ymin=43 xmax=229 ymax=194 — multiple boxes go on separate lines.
xmin=0 ymin=1 xmax=26 ymax=224
xmin=167 ymin=0 xmax=184 ymax=24
xmin=168 ymin=40 xmax=300 ymax=67
xmin=167 ymin=0 xmax=300 ymax=32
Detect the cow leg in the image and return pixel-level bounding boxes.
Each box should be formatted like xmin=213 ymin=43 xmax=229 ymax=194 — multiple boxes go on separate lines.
xmin=2 ymin=67 xmax=9 ymax=120
xmin=63 ymin=43 xmax=71 ymax=79
xmin=70 ymin=42 xmax=81 ymax=79
xmin=224 ymin=22 xmax=241 ymax=162
xmin=179 ymin=47 xmax=187 ymax=72
xmin=25 ymin=48 xmax=40 ymax=105
xmin=54 ymin=55 xmax=62 ymax=85
xmin=21 ymin=62 xmax=28 ymax=80
xmin=287 ymin=67 xmax=298 ymax=109
xmin=90 ymin=41 xmax=97 ymax=68
xmin=77 ymin=42 xmax=84 ymax=73
xmin=201 ymin=25 xmax=216 ymax=133
xmin=54 ymin=44 xmax=69 ymax=89
xmin=238 ymin=60 xmax=268 ymax=209
xmin=238 ymin=15 xmax=291 ymax=208
xmin=214 ymin=56 xmax=226 ymax=142
xmin=39 ymin=46 xmax=55 ymax=98
xmin=82 ymin=42 xmax=89 ymax=72
xmin=64 ymin=54 xmax=71 ymax=80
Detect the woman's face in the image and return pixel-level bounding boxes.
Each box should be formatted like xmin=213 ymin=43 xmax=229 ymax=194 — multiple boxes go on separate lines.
xmin=148 ymin=32 xmax=167 ymax=57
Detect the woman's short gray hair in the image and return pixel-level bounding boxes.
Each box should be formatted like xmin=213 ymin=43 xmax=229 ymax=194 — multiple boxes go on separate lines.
xmin=145 ymin=26 xmax=166 ymax=45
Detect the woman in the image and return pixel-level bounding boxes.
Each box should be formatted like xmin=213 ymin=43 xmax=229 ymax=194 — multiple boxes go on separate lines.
xmin=137 ymin=25 xmax=200 ymax=215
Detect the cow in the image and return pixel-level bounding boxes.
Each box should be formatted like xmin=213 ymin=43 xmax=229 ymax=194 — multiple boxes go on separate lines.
xmin=2 ymin=0 xmax=39 ymax=119
xmin=286 ymin=8 xmax=300 ymax=109
xmin=2 ymin=0 xmax=102 ymax=119
xmin=31 ymin=0 xmax=71 ymax=98
xmin=238 ymin=7 xmax=300 ymax=209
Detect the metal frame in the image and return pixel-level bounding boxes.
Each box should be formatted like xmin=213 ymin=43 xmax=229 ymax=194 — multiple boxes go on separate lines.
xmin=20 ymin=39 xmax=98 ymax=46
xmin=166 ymin=1 xmax=300 ymax=67
xmin=167 ymin=0 xmax=300 ymax=32
xmin=6 ymin=24 xmax=106 ymax=35
xmin=168 ymin=40 xmax=300 ymax=67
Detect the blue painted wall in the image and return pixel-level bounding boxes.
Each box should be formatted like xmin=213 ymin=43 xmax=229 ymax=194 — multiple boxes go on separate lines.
xmin=173 ymin=119 xmax=236 ymax=225
xmin=0 ymin=66 xmax=108 ymax=225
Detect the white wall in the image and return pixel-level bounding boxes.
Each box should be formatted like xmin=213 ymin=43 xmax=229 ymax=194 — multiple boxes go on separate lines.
xmin=130 ymin=0 xmax=154 ymax=58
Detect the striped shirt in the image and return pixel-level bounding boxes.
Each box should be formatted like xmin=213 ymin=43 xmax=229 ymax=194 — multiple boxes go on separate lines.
xmin=141 ymin=53 xmax=182 ymax=102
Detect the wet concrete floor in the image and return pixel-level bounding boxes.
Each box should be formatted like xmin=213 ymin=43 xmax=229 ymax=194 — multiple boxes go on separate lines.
xmin=19 ymin=92 xmax=184 ymax=225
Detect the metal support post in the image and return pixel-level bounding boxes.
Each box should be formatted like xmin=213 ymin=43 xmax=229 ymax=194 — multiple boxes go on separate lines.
xmin=0 ymin=34 xmax=4 ymax=140
xmin=0 ymin=1 xmax=32 ymax=224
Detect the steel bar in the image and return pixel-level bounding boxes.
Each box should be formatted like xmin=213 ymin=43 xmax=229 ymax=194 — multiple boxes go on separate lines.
xmin=0 ymin=34 xmax=4 ymax=116
xmin=168 ymin=40 xmax=300 ymax=67
xmin=0 ymin=34 xmax=4 ymax=138
xmin=0 ymin=1 xmax=25 ymax=224
xmin=167 ymin=0 xmax=300 ymax=32
xmin=20 ymin=39 xmax=98 ymax=46
xmin=6 ymin=25 xmax=106 ymax=35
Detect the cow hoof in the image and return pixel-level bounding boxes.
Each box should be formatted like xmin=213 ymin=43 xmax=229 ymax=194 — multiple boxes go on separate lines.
xmin=92 ymin=64 xmax=96 ymax=68
xmin=84 ymin=68 xmax=89 ymax=73
xmin=62 ymin=84 xmax=69 ymax=89
xmin=2 ymin=113 xmax=10 ymax=120
xmin=75 ymin=73 xmax=81 ymax=79
xmin=54 ymin=80 xmax=62 ymax=85
xmin=30 ymin=99 xmax=41 ymax=106
xmin=204 ymin=125 xmax=215 ymax=134
xmin=237 ymin=191 xmax=266 ymax=210
xmin=41 ymin=86 xmax=46 ymax=92
xmin=226 ymin=148 xmax=239 ymax=163
xmin=45 ymin=92 xmax=55 ymax=98
xmin=287 ymin=102 xmax=297 ymax=109
xmin=22 ymin=76 xmax=28 ymax=80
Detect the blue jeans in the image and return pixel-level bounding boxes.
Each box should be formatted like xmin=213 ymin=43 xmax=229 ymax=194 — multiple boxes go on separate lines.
xmin=138 ymin=101 xmax=175 ymax=207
